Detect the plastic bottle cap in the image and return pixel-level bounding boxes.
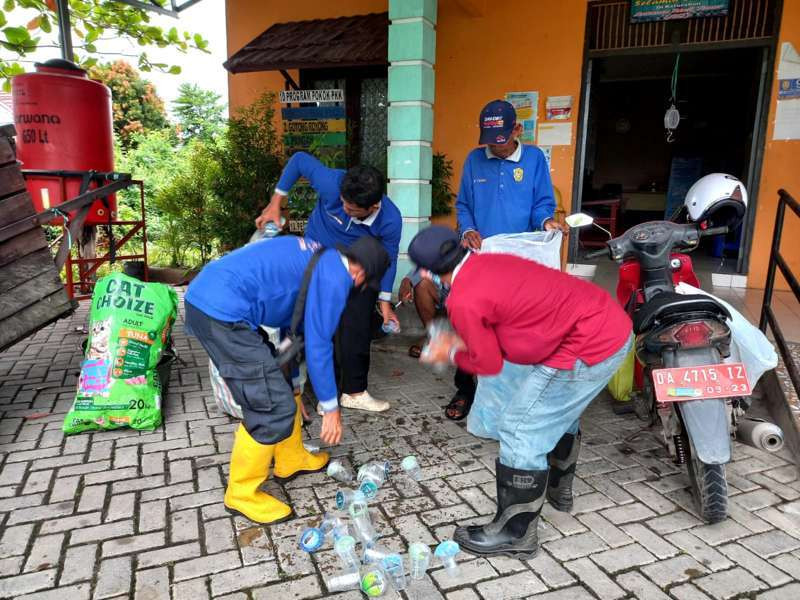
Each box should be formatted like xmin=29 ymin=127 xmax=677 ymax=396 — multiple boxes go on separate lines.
xmin=435 ymin=540 xmax=460 ymax=558
xmin=359 ymin=480 xmax=379 ymax=499
xmin=335 ymin=491 xmax=346 ymax=509
xmin=381 ymin=554 xmax=403 ymax=571
xmin=298 ymin=527 xmax=324 ymax=552
xmin=360 ymin=569 xmax=387 ymax=597
xmin=401 ymin=456 xmax=419 ymax=470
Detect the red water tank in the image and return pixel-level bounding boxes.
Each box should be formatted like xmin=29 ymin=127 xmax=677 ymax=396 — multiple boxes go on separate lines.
xmin=12 ymin=58 xmax=116 ymax=225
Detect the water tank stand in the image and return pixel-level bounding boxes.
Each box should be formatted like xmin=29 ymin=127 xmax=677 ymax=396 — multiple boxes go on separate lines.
xmin=21 ymin=170 xmax=150 ymax=301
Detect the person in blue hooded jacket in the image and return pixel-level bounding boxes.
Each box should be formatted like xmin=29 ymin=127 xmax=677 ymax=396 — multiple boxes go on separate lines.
xmin=184 ymin=235 xmax=389 ymax=524
xmin=256 ymin=156 xmax=401 ymax=413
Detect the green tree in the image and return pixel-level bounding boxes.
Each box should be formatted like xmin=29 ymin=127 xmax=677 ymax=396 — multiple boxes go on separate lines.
xmin=210 ymin=92 xmax=283 ymax=250
xmin=0 ymin=0 xmax=208 ymax=90
xmin=89 ymin=60 xmax=168 ymax=145
xmin=154 ymin=140 xmax=220 ymax=266
xmin=173 ymin=82 xmax=225 ymax=142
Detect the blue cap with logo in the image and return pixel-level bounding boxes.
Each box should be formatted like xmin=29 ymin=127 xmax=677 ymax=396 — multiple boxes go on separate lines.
xmin=478 ymin=99 xmax=517 ymax=145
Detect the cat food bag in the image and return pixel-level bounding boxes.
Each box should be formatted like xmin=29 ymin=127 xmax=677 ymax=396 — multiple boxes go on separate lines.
xmin=63 ymin=273 xmax=179 ymax=434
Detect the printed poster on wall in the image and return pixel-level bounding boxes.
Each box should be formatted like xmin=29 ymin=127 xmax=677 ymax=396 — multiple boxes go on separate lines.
xmin=505 ymin=91 xmax=538 ymax=144
xmin=630 ymin=0 xmax=729 ymax=23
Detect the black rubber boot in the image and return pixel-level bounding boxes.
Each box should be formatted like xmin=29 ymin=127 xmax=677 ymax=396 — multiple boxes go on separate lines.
xmin=547 ymin=430 xmax=581 ymax=512
xmin=454 ymin=460 xmax=548 ymax=559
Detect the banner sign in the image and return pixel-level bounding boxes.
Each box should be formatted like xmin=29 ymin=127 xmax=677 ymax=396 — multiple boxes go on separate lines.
xmin=279 ymin=89 xmax=344 ymax=103
xmin=282 ymin=119 xmax=346 ymax=134
xmin=630 ymin=0 xmax=729 ymax=22
xmin=280 ymin=98 xmax=347 ymax=163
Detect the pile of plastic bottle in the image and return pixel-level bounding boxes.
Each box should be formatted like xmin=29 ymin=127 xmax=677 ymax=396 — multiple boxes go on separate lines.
xmin=296 ymin=455 xmax=462 ymax=596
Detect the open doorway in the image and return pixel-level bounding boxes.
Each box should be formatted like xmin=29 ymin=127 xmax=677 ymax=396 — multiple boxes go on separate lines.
xmin=577 ymin=47 xmax=764 ymax=277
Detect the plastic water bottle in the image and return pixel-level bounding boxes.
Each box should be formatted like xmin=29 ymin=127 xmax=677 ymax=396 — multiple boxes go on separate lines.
xmin=327 ymin=460 xmax=354 ymax=483
xmin=249 ymin=217 xmax=286 ymax=243
xmin=357 ymin=461 xmax=390 ymax=484
xmin=434 ymin=540 xmax=461 ymax=577
xmin=408 ymin=543 xmax=431 ymax=580
xmin=349 ymin=500 xmax=378 ymax=545
xmin=362 ymin=543 xmax=391 ymax=565
xmin=333 ymin=535 xmax=360 ymax=571
xmin=320 ymin=513 xmax=348 ymax=541
xmin=401 ymin=455 xmax=423 ymax=481
xmin=381 ymin=320 xmax=401 ymax=334
xmin=381 ymin=554 xmax=407 ymax=591
xmin=325 ymin=567 xmax=361 ymax=593
xmin=335 ymin=488 xmax=366 ymax=511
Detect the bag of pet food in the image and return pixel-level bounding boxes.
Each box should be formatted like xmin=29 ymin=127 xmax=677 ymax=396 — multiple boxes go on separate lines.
xmin=63 ymin=273 xmax=179 ymax=434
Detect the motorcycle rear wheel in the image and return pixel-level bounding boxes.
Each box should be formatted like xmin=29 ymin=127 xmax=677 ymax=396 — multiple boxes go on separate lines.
xmin=687 ymin=456 xmax=728 ymax=523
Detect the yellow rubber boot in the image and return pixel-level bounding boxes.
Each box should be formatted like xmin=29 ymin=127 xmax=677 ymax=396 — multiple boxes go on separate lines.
xmin=273 ymin=393 xmax=330 ymax=482
xmin=224 ymin=423 xmax=293 ymax=524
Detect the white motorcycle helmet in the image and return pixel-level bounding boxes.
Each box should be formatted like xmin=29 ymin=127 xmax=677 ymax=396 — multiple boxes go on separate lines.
xmin=685 ymin=173 xmax=747 ymax=227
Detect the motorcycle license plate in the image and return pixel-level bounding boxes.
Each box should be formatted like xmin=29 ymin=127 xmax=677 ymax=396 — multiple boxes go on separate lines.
xmin=652 ymin=362 xmax=750 ymax=402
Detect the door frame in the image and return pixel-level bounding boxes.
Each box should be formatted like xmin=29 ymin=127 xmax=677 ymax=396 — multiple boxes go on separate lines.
xmin=570 ymin=2 xmax=784 ymax=274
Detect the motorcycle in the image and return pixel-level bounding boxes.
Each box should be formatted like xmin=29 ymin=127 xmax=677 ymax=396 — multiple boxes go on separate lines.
xmin=575 ymin=215 xmax=747 ymax=523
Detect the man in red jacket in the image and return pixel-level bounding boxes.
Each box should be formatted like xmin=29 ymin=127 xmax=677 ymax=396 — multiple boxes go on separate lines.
xmin=409 ymin=226 xmax=633 ymax=558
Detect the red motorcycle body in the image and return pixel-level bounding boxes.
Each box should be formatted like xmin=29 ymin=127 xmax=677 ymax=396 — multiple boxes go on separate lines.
xmin=616 ymin=252 xmax=701 ymax=387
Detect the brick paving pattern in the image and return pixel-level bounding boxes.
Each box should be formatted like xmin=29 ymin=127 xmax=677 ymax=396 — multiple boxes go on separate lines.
xmin=0 ymin=297 xmax=799 ymax=599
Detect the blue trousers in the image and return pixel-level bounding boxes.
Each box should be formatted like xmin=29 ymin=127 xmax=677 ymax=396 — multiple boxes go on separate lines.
xmin=468 ymin=335 xmax=633 ymax=470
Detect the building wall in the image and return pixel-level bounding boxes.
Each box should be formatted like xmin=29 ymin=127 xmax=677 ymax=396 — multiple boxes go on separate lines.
xmin=225 ymin=0 xmax=386 ymax=114
xmin=750 ymin=0 xmax=800 ymax=290
xmin=225 ymin=0 xmax=800 ymax=289
xmin=434 ymin=0 xmax=587 ymax=226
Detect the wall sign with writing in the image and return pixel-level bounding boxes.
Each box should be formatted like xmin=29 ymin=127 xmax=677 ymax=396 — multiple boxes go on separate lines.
xmin=630 ymin=0 xmax=729 ymax=23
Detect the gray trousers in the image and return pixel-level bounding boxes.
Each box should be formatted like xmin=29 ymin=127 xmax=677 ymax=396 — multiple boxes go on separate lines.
xmin=184 ymin=301 xmax=296 ymax=445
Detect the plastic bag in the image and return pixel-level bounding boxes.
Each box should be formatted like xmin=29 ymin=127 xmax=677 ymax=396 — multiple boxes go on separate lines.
xmin=674 ymin=282 xmax=778 ymax=387
xmin=63 ymin=273 xmax=178 ymax=434
xmin=607 ymin=348 xmax=635 ymax=402
xmin=209 ymin=359 xmax=244 ymax=419
xmin=480 ymin=231 xmax=562 ymax=270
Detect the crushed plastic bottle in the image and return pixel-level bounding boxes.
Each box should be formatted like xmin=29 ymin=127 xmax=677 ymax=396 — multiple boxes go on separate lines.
xmin=360 ymin=568 xmax=388 ymax=597
xmin=349 ymin=500 xmax=378 ymax=545
xmin=333 ymin=535 xmax=360 ymax=571
xmin=381 ymin=553 xmax=407 ymax=591
xmin=336 ymin=488 xmax=366 ymax=511
xmin=401 ymin=455 xmax=422 ymax=481
xmin=357 ymin=460 xmax=390 ymax=499
xmin=434 ymin=540 xmax=461 ymax=577
xmin=408 ymin=543 xmax=431 ymax=580
xmin=327 ymin=459 xmax=354 ymax=483
xmin=325 ymin=567 xmax=361 ymax=593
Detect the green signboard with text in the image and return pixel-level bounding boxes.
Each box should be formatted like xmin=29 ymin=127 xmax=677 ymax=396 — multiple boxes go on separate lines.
xmin=631 ymin=0 xmax=729 ymax=22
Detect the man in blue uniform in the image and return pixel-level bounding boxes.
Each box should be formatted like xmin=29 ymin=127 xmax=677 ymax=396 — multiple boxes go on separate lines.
xmin=184 ymin=235 xmax=389 ymax=524
xmin=402 ymin=99 xmax=566 ymax=420
xmin=256 ymin=155 xmax=401 ymax=413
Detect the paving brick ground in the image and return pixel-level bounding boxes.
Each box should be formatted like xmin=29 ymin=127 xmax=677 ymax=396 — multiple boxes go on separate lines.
xmin=1 ymin=296 xmax=800 ymax=599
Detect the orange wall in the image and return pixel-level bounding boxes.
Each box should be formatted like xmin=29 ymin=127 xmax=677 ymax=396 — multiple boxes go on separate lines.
xmin=225 ymin=0 xmax=386 ymax=112
xmin=225 ymin=0 xmax=799 ymax=289
xmin=749 ymin=0 xmax=800 ymax=290
xmin=435 ymin=0 xmax=587 ymax=225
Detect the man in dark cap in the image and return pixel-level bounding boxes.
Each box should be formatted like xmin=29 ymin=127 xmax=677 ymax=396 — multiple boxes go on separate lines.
xmin=408 ymin=226 xmax=632 ymax=559
xmin=184 ymin=235 xmax=389 ymax=525
xmin=401 ymin=99 xmax=565 ymax=421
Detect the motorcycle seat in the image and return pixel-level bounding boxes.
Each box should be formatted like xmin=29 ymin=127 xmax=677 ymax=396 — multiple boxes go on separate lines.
xmin=632 ymin=292 xmax=730 ymax=334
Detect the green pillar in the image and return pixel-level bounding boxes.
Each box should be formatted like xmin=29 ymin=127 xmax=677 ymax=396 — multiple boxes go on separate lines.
xmin=388 ymin=0 xmax=437 ymax=290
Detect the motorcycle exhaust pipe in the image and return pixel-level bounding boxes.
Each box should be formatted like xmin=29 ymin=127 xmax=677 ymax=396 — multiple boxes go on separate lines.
xmin=736 ymin=417 xmax=784 ymax=453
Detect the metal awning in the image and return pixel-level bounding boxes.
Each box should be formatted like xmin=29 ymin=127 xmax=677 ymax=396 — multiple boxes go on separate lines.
xmin=224 ymin=12 xmax=389 ymax=74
